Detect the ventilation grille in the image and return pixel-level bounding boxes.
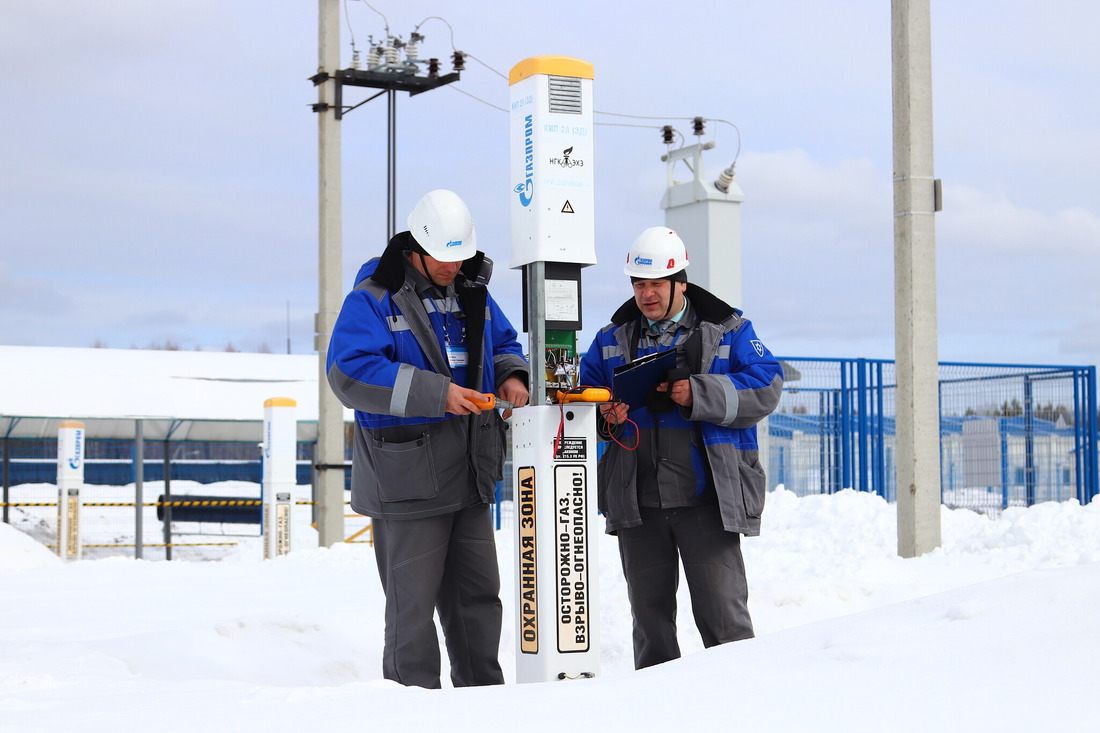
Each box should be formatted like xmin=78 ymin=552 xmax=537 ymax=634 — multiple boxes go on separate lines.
xmin=548 ymin=76 xmax=582 ymax=114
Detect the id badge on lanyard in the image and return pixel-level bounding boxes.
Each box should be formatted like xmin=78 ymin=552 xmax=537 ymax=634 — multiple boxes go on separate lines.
xmin=439 ymin=295 xmax=468 ymax=371
xmin=446 ymin=344 xmax=469 ymax=368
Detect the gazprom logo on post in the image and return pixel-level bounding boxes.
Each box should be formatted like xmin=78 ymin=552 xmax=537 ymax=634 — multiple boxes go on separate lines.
xmin=445 ymin=239 xmax=463 ymax=248
xmin=513 ymin=181 xmax=532 ymax=206
xmin=68 ymin=428 xmax=83 ymax=470
xmin=514 ymin=113 xmax=534 ymax=207
xmin=633 ymin=256 xmax=654 ymax=267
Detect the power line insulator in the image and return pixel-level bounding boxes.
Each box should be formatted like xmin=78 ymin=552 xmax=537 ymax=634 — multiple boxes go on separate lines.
xmin=692 ymin=117 xmax=705 ymax=136
xmin=428 ymin=57 xmax=440 ymax=78
xmin=661 ymin=125 xmax=674 ymax=145
xmin=384 ymin=39 xmax=400 ymax=66
xmin=452 ymin=51 xmax=466 ymax=71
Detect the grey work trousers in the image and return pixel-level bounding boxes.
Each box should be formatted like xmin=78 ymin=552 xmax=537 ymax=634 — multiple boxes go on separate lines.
xmin=372 ymin=503 xmax=505 ymax=689
xmin=617 ymin=502 xmax=754 ymax=669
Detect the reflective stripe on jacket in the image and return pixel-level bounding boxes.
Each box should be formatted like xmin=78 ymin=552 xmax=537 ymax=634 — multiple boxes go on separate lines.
xmin=327 ymin=235 xmax=528 ymax=519
xmin=579 ymin=284 xmax=783 ymax=536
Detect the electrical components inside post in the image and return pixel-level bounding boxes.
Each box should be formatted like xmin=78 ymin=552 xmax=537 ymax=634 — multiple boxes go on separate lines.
xmin=545 ymin=330 xmax=579 ymax=400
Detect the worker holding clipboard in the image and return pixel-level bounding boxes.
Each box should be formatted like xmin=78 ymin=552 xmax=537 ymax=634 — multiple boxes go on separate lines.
xmin=578 ymin=226 xmax=784 ymax=671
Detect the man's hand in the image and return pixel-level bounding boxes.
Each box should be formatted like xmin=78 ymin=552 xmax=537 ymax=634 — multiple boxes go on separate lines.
xmin=497 ymin=375 xmax=530 ymax=419
xmin=446 ymin=377 xmax=531 ymax=418
xmin=445 ymin=383 xmax=491 ymax=416
xmin=656 ymin=376 xmax=693 ymax=407
xmin=599 ymin=402 xmax=630 ymax=425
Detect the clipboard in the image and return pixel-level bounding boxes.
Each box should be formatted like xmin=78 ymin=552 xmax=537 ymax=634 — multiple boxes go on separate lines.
xmin=612 ymin=349 xmax=677 ymax=410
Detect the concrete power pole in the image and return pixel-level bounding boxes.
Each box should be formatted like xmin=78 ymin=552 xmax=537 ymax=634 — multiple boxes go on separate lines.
xmin=892 ymin=0 xmax=942 ymax=557
xmin=313 ymin=0 xmax=345 ymax=547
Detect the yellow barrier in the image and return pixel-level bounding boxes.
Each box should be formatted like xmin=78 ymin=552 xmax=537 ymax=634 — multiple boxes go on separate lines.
xmin=344 ymin=520 xmax=374 ymax=545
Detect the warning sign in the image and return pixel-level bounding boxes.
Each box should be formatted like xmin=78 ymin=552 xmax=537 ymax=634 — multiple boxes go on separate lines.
xmin=561 ymin=200 xmax=574 ymax=213
xmin=275 ymin=500 xmax=291 ymax=556
xmin=554 ymin=437 xmax=587 ymax=461
xmin=554 ymin=464 xmax=590 ymax=653
xmin=63 ymin=489 xmax=79 ymax=560
xmin=518 ymin=467 xmax=539 ymax=654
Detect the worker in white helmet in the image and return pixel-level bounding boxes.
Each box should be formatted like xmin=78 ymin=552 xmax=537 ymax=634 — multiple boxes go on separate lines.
xmin=328 ymin=189 xmax=529 ymax=688
xmin=580 ymin=226 xmax=783 ymax=670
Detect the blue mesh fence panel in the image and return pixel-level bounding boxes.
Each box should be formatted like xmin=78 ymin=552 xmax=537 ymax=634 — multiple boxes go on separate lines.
xmin=769 ymin=358 xmax=1098 ymax=514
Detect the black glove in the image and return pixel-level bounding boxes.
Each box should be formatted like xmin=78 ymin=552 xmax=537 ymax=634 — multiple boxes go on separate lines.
xmin=646 ymin=367 xmax=691 ymax=414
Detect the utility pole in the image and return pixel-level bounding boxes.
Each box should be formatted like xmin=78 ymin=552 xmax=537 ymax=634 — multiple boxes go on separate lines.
xmin=313 ymin=0 xmax=344 ymax=548
xmin=892 ymin=0 xmax=942 ymax=557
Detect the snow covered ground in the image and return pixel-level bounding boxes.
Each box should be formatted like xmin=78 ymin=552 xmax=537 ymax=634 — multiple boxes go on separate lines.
xmin=3 ymin=486 xmax=1099 ymax=732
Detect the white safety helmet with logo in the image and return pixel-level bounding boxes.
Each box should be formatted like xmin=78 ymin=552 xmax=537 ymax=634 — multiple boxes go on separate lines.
xmin=623 ymin=226 xmax=689 ymax=280
xmin=407 ymin=189 xmax=478 ymax=262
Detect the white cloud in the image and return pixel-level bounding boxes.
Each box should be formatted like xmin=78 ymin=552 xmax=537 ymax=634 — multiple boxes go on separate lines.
xmin=732 ymin=149 xmax=895 ymax=356
xmin=940 ymin=185 xmax=1100 ymax=257
xmin=933 ymin=183 xmax=1100 ymax=365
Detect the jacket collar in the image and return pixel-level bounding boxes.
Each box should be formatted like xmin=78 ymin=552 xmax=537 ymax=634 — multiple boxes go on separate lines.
xmin=610 ymin=282 xmax=736 ymax=326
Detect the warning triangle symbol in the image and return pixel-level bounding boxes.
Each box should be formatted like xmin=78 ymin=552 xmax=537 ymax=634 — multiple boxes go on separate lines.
xmin=561 ymin=200 xmax=575 ymax=214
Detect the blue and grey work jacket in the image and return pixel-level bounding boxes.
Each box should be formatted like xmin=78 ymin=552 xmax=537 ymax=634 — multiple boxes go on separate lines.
xmin=579 ymin=283 xmax=784 ymax=536
xmin=327 ymin=231 xmax=529 ymax=520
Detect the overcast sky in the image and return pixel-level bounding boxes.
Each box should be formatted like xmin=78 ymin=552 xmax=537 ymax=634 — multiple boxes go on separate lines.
xmin=3 ymin=1 xmax=1099 ymax=370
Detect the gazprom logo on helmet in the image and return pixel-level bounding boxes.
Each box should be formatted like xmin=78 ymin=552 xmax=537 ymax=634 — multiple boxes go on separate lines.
xmin=633 ymin=256 xmax=654 ymax=267
xmin=445 ymin=239 xmax=463 ymax=248
xmin=513 ymin=114 xmax=534 ymax=207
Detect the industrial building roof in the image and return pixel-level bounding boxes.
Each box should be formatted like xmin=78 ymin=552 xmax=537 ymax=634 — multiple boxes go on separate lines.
xmin=0 ymin=345 xmax=349 ymax=442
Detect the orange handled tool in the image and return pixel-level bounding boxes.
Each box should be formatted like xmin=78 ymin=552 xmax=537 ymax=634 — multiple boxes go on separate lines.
xmin=472 ymin=394 xmax=517 ymax=410
xmin=555 ymin=388 xmax=613 ymax=404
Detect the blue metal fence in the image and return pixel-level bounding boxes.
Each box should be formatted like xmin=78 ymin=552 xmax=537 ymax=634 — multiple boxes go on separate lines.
xmin=769 ymin=358 xmax=1099 ymax=513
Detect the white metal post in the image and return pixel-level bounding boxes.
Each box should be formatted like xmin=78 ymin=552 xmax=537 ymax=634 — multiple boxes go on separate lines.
xmin=135 ymin=419 xmax=144 ymax=559
xmin=263 ymin=398 xmax=297 ymax=559
xmin=511 ymin=404 xmax=601 ymax=682
xmin=508 ymin=56 xmax=597 ymax=271
xmin=56 ymin=420 xmax=84 ymax=561
xmin=892 ymin=0 xmax=942 ymax=557
xmin=509 ymin=56 xmax=601 ymax=683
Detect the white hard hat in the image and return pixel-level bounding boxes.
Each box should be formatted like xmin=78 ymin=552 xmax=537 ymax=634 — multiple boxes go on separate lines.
xmin=406 ymin=189 xmax=478 ymax=262
xmin=623 ymin=227 xmax=689 ymax=279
